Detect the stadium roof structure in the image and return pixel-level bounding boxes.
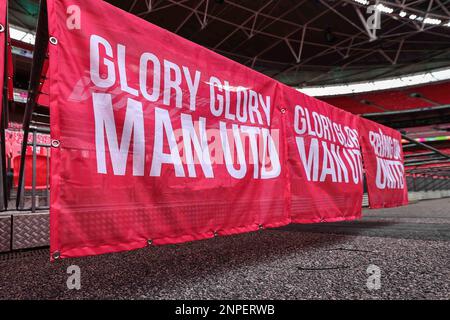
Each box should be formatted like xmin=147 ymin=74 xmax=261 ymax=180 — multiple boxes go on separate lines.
xmin=9 ymin=0 xmax=450 ymax=88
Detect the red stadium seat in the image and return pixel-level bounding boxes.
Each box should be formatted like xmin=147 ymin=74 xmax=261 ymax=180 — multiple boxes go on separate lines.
xmin=407 ymin=82 xmax=450 ymax=105
xmin=321 ymin=81 xmax=450 ymax=114
xmin=358 ymin=91 xmax=429 ymax=111
xmin=321 ymin=96 xmax=383 ymax=114
xmin=12 ymin=154 xmax=49 ymax=190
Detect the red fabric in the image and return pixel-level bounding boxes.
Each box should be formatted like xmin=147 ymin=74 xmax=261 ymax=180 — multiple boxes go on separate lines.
xmin=6 ymin=24 xmax=12 ymax=101
xmin=282 ymin=86 xmax=364 ymax=223
xmin=46 ymin=0 xmax=409 ymax=260
xmin=359 ymin=118 xmax=408 ymax=208
xmin=37 ymin=57 xmax=49 ymax=107
xmin=48 ymin=0 xmax=290 ymax=259
xmin=0 ymin=0 xmax=5 ymax=115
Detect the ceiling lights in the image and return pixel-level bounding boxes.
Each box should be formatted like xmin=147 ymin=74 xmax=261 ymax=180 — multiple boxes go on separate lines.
xmin=352 ymin=0 xmax=370 ymax=5
xmin=297 ymin=67 xmax=450 ymax=97
xmin=376 ymin=3 xmax=394 ymax=14
xmin=423 ymin=17 xmax=442 ymax=25
xmin=351 ymin=1 xmax=448 ymax=28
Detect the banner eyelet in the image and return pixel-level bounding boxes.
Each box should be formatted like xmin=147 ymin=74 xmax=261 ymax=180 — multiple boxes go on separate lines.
xmin=49 ymin=36 xmax=58 ymax=45
xmin=0 ymin=24 xmax=4 ymax=33
xmin=280 ymin=108 xmax=286 ymax=114
xmin=51 ymin=139 xmax=60 ymax=148
xmin=52 ymin=251 xmax=60 ymax=260
xmin=147 ymin=239 xmax=153 ymax=246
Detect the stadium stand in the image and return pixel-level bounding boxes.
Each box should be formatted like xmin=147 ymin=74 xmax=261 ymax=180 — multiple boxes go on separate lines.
xmin=322 ymin=81 xmax=450 ymax=114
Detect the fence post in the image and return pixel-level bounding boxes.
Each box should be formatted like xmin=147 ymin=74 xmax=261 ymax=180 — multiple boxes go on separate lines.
xmin=31 ymin=129 xmax=37 ymax=212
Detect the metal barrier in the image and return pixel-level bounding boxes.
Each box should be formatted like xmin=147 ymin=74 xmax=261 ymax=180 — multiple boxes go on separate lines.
xmin=406 ymin=175 xmax=450 ymax=192
xmin=16 ymin=126 xmax=50 ymax=212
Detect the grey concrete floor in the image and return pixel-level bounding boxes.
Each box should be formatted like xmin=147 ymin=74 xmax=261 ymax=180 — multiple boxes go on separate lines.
xmin=0 ymin=198 xmax=448 ymax=300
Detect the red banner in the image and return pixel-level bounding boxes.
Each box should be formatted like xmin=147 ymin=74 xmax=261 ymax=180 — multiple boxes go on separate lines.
xmin=281 ymin=86 xmax=364 ymax=223
xmin=6 ymin=18 xmax=12 ymax=101
xmin=46 ymin=0 xmax=408 ymax=260
xmin=359 ymin=118 xmax=408 ymax=208
xmin=48 ymin=0 xmax=290 ymax=259
xmin=0 ymin=0 xmax=12 ymax=104
xmin=0 ymin=0 xmax=5 ymax=115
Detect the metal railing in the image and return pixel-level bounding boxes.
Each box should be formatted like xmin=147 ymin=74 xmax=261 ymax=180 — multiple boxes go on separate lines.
xmin=16 ymin=125 xmax=50 ymax=212
xmin=14 ymin=0 xmax=48 ymax=212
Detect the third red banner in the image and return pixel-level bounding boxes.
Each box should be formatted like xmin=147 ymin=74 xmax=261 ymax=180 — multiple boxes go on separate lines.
xmin=359 ymin=118 xmax=408 ymax=208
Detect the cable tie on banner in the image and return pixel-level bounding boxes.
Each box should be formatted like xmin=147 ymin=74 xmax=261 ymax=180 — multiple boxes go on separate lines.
xmin=51 ymin=139 xmax=60 ymax=148
xmin=49 ymin=36 xmax=58 ymax=45
xmin=0 ymin=24 xmax=4 ymax=33
xmin=52 ymin=251 xmax=60 ymax=260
